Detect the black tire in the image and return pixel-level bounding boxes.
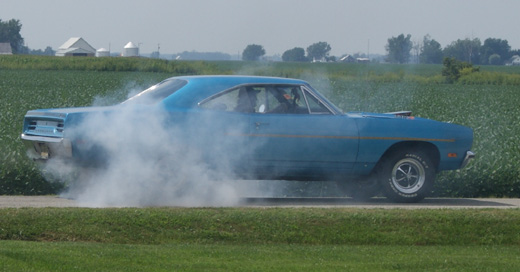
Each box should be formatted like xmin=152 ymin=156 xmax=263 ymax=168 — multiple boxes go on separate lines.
xmin=379 ymin=149 xmax=436 ymax=203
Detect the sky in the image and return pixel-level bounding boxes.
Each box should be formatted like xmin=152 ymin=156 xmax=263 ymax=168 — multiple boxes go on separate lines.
xmin=2 ymin=0 xmax=520 ymax=57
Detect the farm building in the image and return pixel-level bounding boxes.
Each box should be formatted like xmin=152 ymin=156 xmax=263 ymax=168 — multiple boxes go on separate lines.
xmin=510 ymin=55 xmax=520 ymax=66
xmin=0 ymin=43 xmax=13 ymax=55
xmin=55 ymin=37 xmax=96 ymax=57
xmin=123 ymin=42 xmax=139 ymax=57
xmin=96 ymin=48 xmax=110 ymax=57
xmin=340 ymin=55 xmax=356 ymax=63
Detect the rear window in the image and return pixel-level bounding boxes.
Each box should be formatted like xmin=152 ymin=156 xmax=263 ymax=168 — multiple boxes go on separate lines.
xmin=123 ymin=79 xmax=187 ymax=105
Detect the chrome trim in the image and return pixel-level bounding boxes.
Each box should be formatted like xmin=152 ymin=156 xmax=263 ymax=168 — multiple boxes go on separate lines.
xmin=386 ymin=111 xmax=412 ymax=116
xmin=460 ymin=151 xmax=475 ymax=168
xmin=21 ymin=134 xmax=72 ymax=159
xmin=21 ymin=134 xmax=63 ymax=143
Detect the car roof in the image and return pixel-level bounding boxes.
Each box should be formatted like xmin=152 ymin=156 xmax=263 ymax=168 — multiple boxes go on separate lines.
xmin=176 ymin=75 xmax=307 ymax=86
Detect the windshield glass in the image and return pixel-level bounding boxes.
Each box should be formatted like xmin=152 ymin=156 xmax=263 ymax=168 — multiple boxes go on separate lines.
xmin=123 ymin=79 xmax=187 ymax=105
xmin=302 ymin=85 xmax=343 ymax=114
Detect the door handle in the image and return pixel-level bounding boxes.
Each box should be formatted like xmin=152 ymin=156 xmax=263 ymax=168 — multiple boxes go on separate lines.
xmin=255 ymin=122 xmax=269 ymax=129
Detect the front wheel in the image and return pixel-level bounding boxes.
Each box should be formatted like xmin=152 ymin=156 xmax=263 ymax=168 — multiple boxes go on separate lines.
xmin=379 ymin=150 xmax=436 ymax=203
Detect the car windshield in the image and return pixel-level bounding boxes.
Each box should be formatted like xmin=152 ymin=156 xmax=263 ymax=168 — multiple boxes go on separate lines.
xmin=123 ymin=79 xmax=187 ymax=105
xmin=303 ymin=85 xmax=343 ymax=114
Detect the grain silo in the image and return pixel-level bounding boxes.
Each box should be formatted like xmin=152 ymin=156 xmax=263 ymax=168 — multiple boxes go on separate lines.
xmin=96 ymin=48 xmax=110 ymax=57
xmin=123 ymin=42 xmax=139 ymax=57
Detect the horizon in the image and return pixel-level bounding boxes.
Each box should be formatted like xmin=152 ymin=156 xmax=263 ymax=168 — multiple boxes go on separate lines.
xmin=3 ymin=0 xmax=520 ymax=57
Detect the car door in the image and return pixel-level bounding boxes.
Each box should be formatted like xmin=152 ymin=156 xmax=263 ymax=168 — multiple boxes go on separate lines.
xmin=196 ymin=87 xmax=253 ymax=175
xmin=249 ymin=85 xmax=359 ymax=179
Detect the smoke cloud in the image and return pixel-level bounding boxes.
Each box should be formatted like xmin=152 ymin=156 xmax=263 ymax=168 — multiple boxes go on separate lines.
xmin=40 ymin=78 xmax=349 ymax=208
xmin=39 ymin=83 xmax=259 ymax=207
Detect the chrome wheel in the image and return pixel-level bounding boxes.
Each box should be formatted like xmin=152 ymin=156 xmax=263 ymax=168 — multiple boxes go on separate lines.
xmin=380 ymin=150 xmax=436 ymax=203
xmin=391 ymin=158 xmax=425 ymax=194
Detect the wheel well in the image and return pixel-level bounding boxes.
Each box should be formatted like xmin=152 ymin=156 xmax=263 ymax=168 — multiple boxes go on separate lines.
xmin=375 ymin=141 xmax=440 ymax=172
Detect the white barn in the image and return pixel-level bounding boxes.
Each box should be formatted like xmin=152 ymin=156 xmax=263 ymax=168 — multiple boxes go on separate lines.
xmin=55 ymin=37 xmax=96 ymax=57
xmin=0 ymin=43 xmax=12 ymax=55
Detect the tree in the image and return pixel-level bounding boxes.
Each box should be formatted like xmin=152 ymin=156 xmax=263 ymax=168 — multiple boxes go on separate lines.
xmin=488 ymin=54 xmax=501 ymax=65
xmin=443 ymin=38 xmax=481 ymax=64
xmin=480 ymin=38 xmax=511 ymax=65
xmin=385 ymin=34 xmax=412 ymax=64
xmin=282 ymin=47 xmax=307 ymax=62
xmin=0 ymin=19 xmax=24 ymax=54
xmin=242 ymin=44 xmax=265 ymax=61
xmin=420 ymin=35 xmax=443 ymax=64
xmin=442 ymin=57 xmax=479 ymax=83
xmin=306 ymin=42 xmax=331 ymax=61
xmin=412 ymin=40 xmax=422 ymax=64
xmin=29 ymin=46 xmax=55 ymax=56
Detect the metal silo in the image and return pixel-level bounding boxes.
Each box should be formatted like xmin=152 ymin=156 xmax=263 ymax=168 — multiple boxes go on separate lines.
xmin=96 ymin=48 xmax=110 ymax=57
xmin=123 ymin=42 xmax=139 ymax=57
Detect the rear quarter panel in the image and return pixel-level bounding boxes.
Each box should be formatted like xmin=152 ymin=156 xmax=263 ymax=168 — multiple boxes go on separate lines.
xmin=352 ymin=114 xmax=473 ymax=173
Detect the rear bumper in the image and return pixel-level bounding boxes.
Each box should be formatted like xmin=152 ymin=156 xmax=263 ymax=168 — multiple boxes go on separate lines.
xmin=460 ymin=151 xmax=475 ymax=169
xmin=21 ymin=134 xmax=72 ymax=160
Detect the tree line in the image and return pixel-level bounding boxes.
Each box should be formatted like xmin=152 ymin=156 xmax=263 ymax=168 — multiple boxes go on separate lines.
xmin=388 ymin=34 xmax=519 ymax=65
xmin=243 ymin=42 xmax=334 ymax=62
xmin=245 ymin=34 xmax=519 ymax=65
xmin=2 ymin=18 xmax=518 ymax=65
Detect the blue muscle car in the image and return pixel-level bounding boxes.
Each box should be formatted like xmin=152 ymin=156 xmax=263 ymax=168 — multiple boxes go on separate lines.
xmin=21 ymin=76 xmax=474 ymax=202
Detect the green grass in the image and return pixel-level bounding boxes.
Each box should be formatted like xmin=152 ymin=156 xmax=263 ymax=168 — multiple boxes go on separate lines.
xmin=2 ymin=208 xmax=520 ymax=245
xmin=0 ymin=55 xmax=224 ymax=74
xmin=1 ymin=208 xmax=520 ymax=271
xmin=2 ymin=241 xmax=520 ymax=271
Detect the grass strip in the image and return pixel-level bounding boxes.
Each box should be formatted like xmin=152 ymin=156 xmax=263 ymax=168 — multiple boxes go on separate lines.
xmin=1 ymin=241 xmax=520 ymax=271
xmin=1 ymin=207 xmax=520 ymax=245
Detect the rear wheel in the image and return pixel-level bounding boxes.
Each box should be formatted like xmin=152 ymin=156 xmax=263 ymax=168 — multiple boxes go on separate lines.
xmin=379 ymin=150 xmax=436 ymax=203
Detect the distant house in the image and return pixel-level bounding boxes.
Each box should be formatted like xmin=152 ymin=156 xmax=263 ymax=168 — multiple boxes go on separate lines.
xmin=510 ymin=55 xmax=520 ymax=66
xmin=340 ymin=55 xmax=355 ymax=63
xmin=340 ymin=55 xmax=370 ymax=63
xmin=0 ymin=43 xmax=13 ymax=55
xmin=55 ymin=37 xmax=96 ymax=57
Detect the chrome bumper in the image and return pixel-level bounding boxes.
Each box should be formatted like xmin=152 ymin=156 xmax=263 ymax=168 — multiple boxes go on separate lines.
xmin=21 ymin=134 xmax=72 ymax=160
xmin=460 ymin=151 xmax=475 ymax=169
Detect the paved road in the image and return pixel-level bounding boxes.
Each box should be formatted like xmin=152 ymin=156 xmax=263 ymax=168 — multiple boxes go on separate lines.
xmin=1 ymin=196 xmax=520 ymax=208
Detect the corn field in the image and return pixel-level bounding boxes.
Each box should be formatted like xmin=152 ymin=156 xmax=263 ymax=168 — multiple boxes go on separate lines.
xmin=1 ymin=61 xmax=519 ymax=196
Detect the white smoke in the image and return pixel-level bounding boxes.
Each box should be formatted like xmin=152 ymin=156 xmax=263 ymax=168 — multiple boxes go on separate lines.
xmin=44 ymin=95 xmax=255 ymax=207
xmin=40 ymin=77 xmax=351 ymax=207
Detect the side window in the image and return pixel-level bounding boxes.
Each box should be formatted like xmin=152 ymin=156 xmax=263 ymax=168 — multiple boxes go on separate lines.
xmin=199 ymin=88 xmax=240 ymax=112
xmin=199 ymin=84 xmax=331 ymax=115
xmin=256 ymin=87 xmax=288 ymax=114
xmin=255 ymin=86 xmax=309 ymax=114
xmin=199 ymin=86 xmax=262 ymax=113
